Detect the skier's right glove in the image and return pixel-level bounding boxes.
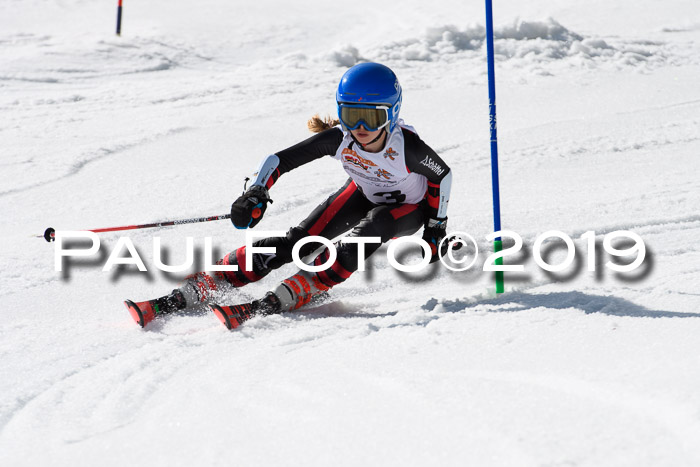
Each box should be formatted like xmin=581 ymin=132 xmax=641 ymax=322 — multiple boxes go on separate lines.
xmin=422 ymin=217 xmax=448 ymax=264
xmin=230 ymin=185 xmax=272 ymax=229
xmin=421 ymin=217 xmax=463 ymax=263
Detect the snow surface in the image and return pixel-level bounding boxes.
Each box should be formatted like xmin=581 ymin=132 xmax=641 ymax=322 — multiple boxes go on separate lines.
xmin=2 ymin=0 xmax=700 ymax=465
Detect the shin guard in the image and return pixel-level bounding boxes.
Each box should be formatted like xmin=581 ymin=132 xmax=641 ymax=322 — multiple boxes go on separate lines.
xmin=271 ymin=269 xmax=334 ymax=313
xmin=178 ymin=246 xmax=272 ymax=306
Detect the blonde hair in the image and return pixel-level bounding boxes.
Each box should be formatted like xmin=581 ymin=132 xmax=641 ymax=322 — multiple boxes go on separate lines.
xmin=307 ymin=114 xmax=340 ymax=133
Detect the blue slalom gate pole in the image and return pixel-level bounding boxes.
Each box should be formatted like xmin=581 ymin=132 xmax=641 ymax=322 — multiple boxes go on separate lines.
xmin=485 ymin=0 xmax=505 ymax=293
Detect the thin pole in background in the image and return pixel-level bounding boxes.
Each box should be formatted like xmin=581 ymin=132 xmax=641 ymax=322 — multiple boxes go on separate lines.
xmin=38 ymin=214 xmax=232 ymax=243
xmin=116 ymin=0 xmax=123 ymax=36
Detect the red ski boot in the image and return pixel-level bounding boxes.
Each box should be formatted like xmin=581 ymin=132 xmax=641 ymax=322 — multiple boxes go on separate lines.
xmin=124 ymin=290 xmax=186 ymax=328
xmin=124 ymin=300 xmax=158 ymax=328
xmin=210 ymin=292 xmax=282 ymax=330
xmin=210 ymin=303 xmax=254 ymax=330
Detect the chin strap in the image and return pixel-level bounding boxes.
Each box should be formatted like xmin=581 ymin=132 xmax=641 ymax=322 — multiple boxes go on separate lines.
xmin=349 ymin=128 xmax=387 ymax=149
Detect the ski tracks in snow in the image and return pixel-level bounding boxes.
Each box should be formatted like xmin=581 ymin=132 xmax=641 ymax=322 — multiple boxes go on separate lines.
xmin=0 ymin=328 xmax=222 ymax=458
xmin=468 ymin=369 xmax=700 ymax=465
xmin=0 ymin=127 xmax=192 ymax=198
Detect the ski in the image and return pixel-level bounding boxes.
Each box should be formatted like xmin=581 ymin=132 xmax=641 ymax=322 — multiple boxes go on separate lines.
xmin=210 ymin=303 xmax=255 ymax=330
xmin=209 ymin=289 xmax=332 ymax=330
xmin=124 ymin=299 xmax=158 ymax=328
xmin=124 ymin=290 xmax=186 ymax=328
xmin=126 ymin=269 xmax=333 ymax=330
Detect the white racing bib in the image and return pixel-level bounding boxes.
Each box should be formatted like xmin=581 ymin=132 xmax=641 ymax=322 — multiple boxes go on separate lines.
xmin=332 ymin=126 xmax=427 ymax=205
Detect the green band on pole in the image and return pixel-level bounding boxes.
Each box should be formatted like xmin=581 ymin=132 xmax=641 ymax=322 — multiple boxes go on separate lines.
xmin=494 ymin=240 xmax=505 ymax=293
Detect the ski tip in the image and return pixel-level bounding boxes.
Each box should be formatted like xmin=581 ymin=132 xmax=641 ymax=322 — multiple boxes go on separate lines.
xmin=210 ymin=304 xmax=235 ymax=330
xmin=124 ymin=300 xmax=145 ymax=328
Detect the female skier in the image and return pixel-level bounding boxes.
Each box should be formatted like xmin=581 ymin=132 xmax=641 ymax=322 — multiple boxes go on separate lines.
xmin=125 ymin=62 xmax=452 ymax=329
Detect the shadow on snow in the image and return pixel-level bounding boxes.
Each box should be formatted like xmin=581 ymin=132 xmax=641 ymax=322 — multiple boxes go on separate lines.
xmin=423 ymin=290 xmax=696 ymax=319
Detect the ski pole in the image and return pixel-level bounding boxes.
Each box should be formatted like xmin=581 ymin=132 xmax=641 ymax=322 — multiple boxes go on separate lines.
xmin=38 ymin=214 xmax=231 ymax=242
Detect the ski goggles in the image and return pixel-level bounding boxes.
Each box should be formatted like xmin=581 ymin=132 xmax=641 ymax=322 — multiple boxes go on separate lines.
xmin=338 ymin=104 xmax=390 ymax=131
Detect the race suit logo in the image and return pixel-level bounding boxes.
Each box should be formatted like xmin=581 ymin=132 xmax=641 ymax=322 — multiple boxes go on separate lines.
xmin=383 ymin=147 xmax=398 ymax=160
xmin=343 ymin=147 xmax=376 ymax=171
xmin=420 ymin=155 xmax=444 ymax=176
xmin=374 ymin=168 xmax=392 ymax=180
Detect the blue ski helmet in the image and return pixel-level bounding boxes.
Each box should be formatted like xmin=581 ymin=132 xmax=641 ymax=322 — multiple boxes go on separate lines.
xmin=336 ymin=62 xmax=402 ymax=132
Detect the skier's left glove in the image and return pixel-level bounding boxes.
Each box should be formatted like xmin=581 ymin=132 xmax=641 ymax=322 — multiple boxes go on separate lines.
xmin=422 ymin=217 xmax=448 ymax=264
xmin=230 ymin=185 xmax=272 ymax=229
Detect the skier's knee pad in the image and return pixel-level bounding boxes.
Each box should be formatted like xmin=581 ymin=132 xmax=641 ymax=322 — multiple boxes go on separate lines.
xmin=334 ymin=207 xmax=399 ymax=272
xmin=255 ymin=226 xmax=316 ymax=269
xmin=214 ymin=246 xmax=270 ymax=287
xmin=216 ymin=227 xmax=312 ymax=286
xmin=352 ymin=206 xmax=399 ymax=241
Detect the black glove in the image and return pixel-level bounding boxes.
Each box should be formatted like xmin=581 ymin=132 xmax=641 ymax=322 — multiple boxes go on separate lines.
xmin=422 ymin=217 xmax=448 ymax=263
xmin=230 ymin=185 xmax=272 ymax=229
